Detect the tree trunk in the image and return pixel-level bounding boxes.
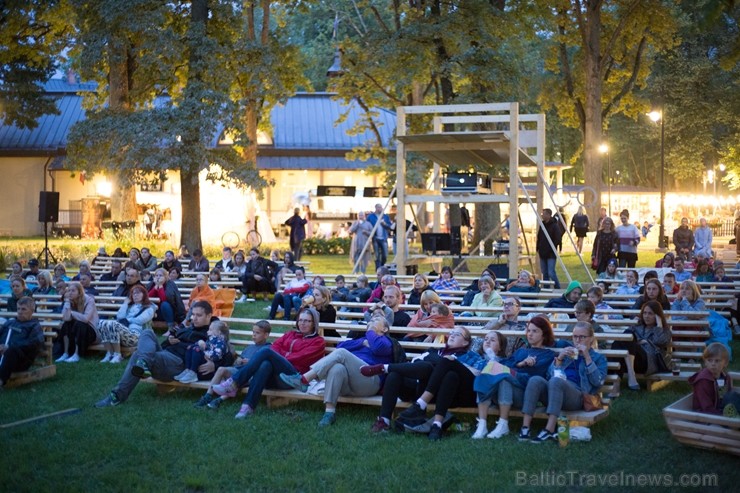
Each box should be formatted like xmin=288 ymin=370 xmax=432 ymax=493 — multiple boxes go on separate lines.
xmin=582 ymin=2 xmax=603 ymax=222
xmin=473 ymin=204 xmax=501 ymax=256
xmin=107 ymin=35 xmax=137 ymax=222
xmin=180 ymin=167 xmax=202 ymax=251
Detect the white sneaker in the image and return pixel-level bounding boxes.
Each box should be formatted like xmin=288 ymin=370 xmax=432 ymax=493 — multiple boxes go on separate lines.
xmin=471 ymin=418 xmax=488 ymax=439
xmin=487 ymin=419 xmax=509 ymax=439
xmin=65 ymin=354 xmax=80 ymax=363
xmin=56 ymin=353 xmax=69 ymax=363
xmin=100 ymin=352 xmax=113 ymax=363
xmin=236 ymin=294 xmax=247 ymax=303
xmin=110 ymin=353 xmax=124 ymax=364
xmin=173 ymin=369 xmax=189 ymax=381
xmin=179 ymin=370 xmax=199 ymax=384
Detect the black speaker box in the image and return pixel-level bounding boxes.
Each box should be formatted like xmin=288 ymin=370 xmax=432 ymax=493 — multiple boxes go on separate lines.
xmin=39 ymin=191 xmax=60 ymax=223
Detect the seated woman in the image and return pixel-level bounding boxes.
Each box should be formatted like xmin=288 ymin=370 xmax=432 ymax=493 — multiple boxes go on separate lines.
xmin=53 ymin=263 xmax=70 ymax=283
xmin=7 ymin=276 xmax=33 ymax=311
xmin=55 ymin=281 xmax=99 ymax=363
xmin=128 ymin=248 xmax=142 ymax=270
xmin=208 ymin=268 xmax=221 ymax=289
xmin=193 ymin=320 xmax=272 ymax=409
xmin=693 ymin=259 xmax=713 ymax=283
xmin=473 ymin=316 xmax=556 ymax=440
xmin=596 ymin=258 xmax=620 ymax=281
xmin=32 ymin=273 xmax=54 ymax=296
xmin=168 ymin=267 xmax=182 ymax=282
xmin=519 ymin=321 xmax=608 ymax=443
xmin=306 ymin=285 xmax=337 ymax=336
xmin=671 ymin=279 xmax=706 ymax=317
xmin=466 ymin=276 xmax=502 ymax=317
xmin=407 ymin=273 xmax=434 ymax=306
xmin=615 ymin=270 xmax=640 ymax=297
xmin=147 ymin=268 xmax=187 ymax=331
xmin=230 ymin=250 xmax=248 ymax=302
xmin=505 ymin=270 xmax=539 ymax=293
xmin=97 ymin=284 xmax=156 ymax=364
xmin=655 ymin=252 xmax=675 ymax=269
xmin=460 ymin=268 xmax=492 ymax=306
xmin=482 ymin=296 xmax=527 ymax=356
xmin=362 ymin=326 xmax=482 ymax=440
xmin=279 ymin=317 xmax=394 ymax=426
xmin=711 ymin=264 xmax=731 ymax=284
xmin=430 ymin=266 xmax=460 ymax=292
xmin=212 ymin=307 xmax=326 ymax=418
xmin=243 ymin=248 xmax=278 ymax=296
xmin=8 ymin=261 xmax=23 ymax=279
xmin=611 ymin=301 xmax=671 ymax=391
xmin=72 ymin=260 xmax=95 ymax=281
xmin=268 ymin=266 xmax=310 ymax=320
xmin=631 ymin=278 xmax=670 ymax=312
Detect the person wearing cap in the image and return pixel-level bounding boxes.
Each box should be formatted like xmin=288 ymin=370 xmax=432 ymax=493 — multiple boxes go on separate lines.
xmin=597 ymin=258 xmax=620 ymax=281
xmin=615 ymin=209 xmax=640 ymax=268
xmin=21 ymin=259 xmax=40 ymax=282
xmin=536 ymin=208 xmax=563 ymax=289
xmin=544 ymin=280 xmax=583 ymax=313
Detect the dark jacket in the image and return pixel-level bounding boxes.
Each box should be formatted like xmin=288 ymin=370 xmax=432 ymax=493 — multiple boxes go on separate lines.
xmin=689 ymin=368 xmax=732 ymax=414
xmin=244 ymin=256 xmax=279 ymax=284
xmin=162 ymin=320 xmax=213 ymax=359
xmin=672 ymin=225 xmax=694 ymax=251
xmin=112 ymin=280 xmax=142 ymax=298
xmin=158 ymin=259 xmax=183 ymax=273
xmin=188 ymin=257 xmax=210 ymax=272
xmin=285 ymin=214 xmax=308 ymax=242
xmin=537 ymin=217 xmax=562 ymax=259
xmin=0 ymin=317 xmax=44 ymax=353
xmin=146 ymin=280 xmax=186 ymax=323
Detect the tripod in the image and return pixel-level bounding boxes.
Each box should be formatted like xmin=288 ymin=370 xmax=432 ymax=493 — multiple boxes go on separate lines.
xmin=37 ymin=221 xmax=57 ymax=269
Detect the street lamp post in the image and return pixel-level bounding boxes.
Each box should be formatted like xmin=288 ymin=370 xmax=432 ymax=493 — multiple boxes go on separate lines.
xmin=599 ymin=143 xmax=611 ymax=215
xmin=648 ymin=110 xmax=666 ymax=250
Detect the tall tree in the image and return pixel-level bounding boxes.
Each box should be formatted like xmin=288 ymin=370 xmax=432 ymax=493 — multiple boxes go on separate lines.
xmin=537 ymin=0 xmax=679 ymax=220
xmin=0 ymin=0 xmax=72 ymax=128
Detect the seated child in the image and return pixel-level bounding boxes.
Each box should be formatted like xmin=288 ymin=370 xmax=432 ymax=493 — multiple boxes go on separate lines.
xmin=174 ymin=321 xmax=230 ymax=384
xmin=193 ymin=320 xmax=272 ymax=409
xmin=688 ymin=342 xmax=739 ymax=416
xmin=330 ymin=275 xmax=350 ymax=302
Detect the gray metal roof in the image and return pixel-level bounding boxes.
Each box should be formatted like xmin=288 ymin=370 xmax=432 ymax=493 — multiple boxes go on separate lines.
xmin=268 ymin=93 xmax=396 ymax=150
xmin=258 ymin=155 xmax=380 ymax=170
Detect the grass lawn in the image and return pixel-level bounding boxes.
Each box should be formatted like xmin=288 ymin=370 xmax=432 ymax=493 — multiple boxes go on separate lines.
xmin=2 ymin=240 xmax=739 ymax=491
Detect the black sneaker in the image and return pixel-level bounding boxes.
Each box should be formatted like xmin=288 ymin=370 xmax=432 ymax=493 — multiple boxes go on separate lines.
xmin=531 ymin=429 xmax=557 ymax=444
xmin=428 ymin=423 xmax=443 ymax=441
xmin=131 ymin=358 xmax=151 ymax=379
xmin=193 ymin=393 xmax=214 ymax=409
xmin=399 ymin=403 xmax=426 ymax=421
xmin=207 ymin=396 xmax=224 ymax=410
xmin=517 ymin=427 xmax=531 ymax=442
xmin=94 ymin=391 xmax=120 ymax=408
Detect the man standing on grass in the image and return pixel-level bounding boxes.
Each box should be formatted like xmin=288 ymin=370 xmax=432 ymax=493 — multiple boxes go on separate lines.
xmin=94 ymin=301 xmax=217 ymax=407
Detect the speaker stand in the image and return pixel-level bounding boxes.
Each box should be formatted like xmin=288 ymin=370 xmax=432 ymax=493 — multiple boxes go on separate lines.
xmin=37 ymin=221 xmax=57 ymax=269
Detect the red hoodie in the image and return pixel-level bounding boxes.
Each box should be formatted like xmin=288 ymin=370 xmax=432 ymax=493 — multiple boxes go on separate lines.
xmin=270 ymin=329 xmax=325 ymax=374
xmin=688 ymin=368 xmax=732 ymax=414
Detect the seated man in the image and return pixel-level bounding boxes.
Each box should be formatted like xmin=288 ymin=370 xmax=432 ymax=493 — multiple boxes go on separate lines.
xmin=672 ymin=217 xmax=694 ymax=260
xmin=242 ymin=248 xmax=278 ymax=296
xmin=112 ymin=268 xmax=142 ymax=298
xmin=21 ymin=258 xmax=40 ymax=283
xmin=95 ymin=301 xmax=223 ymax=407
xmin=99 ymin=259 xmax=123 ymax=283
xmin=188 ymin=249 xmax=210 ymax=272
xmin=0 ymin=297 xmax=44 ymax=389
xmin=361 ymin=285 xmax=410 ymax=335
xmin=79 ymin=272 xmax=99 ymax=297
xmin=158 ymin=250 xmax=183 ymax=273
xmin=214 ymin=247 xmax=234 ymax=272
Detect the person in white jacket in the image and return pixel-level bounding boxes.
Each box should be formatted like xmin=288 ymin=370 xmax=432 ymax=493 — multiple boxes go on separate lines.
xmin=97 ymin=285 xmax=156 ymax=363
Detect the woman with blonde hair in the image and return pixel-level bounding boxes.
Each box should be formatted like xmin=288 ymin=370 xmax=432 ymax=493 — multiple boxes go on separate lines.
xmin=408 ymin=273 xmax=434 ymax=305
xmin=55 ymin=281 xmax=99 ymax=363
xmin=304 ymin=285 xmax=338 ymax=337
xmin=31 ymin=270 xmax=56 ymax=296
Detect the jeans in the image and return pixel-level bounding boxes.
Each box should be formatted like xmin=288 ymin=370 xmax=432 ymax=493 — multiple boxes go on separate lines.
xmin=112 ymin=329 xmax=184 ymax=402
xmin=539 ymin=256 xmax=560 ymax=289
xmin=269 ymin=293 xmax=299 ymax=319
xmin=230 ymin=348 xmax=295 ymax=409
xmin=523 ymin=375 xmax=583 ymax=417
xmin=185 ymin=345 xmax=206 ymax=372
xmin=155 ymin=301 xmax=175 ymax=324
xmin=373 ymin=237 xmax=388 ymax=269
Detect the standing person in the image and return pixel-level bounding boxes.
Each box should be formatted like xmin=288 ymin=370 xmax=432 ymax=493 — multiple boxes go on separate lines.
xmin=0 ymin=297 xmax=44 ymax=389
xmin=536 ymin=208 xmax=562 ymax=289
xmin=591 ymin=217 xmax=618 ymax=274
xmin=615 ymin=209 xmax=640 ymax=268
xmin=693 ymin=218 xmax=713 ymax=259
xmin=570 ymin=206 xmax=590 ymax=254
xmin=349 ymin=211 xmax=373 ymax=274
xmin=595 ymin=207 xmax=608 ymax=232
xmin=672 ymin=217 xmax=694 ymax=261
xmin=55 ymin=282 xmax=99 ymax=363
xmin=94 ymin=301 xmax=216 ymax=407
xmin=285 ymin=207 xmax=308 ymax=261
xmin=367 ymin=204 xmax=392 ymax=269
xmin=98 ymin=284 xmax=156 ymax=364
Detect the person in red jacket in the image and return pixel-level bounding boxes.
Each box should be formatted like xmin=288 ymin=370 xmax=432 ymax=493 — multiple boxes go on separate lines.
xmin=213 ymin=307 xmax=325 ymax=418
xmin=689 ymin=343 xmax=736 ymax=414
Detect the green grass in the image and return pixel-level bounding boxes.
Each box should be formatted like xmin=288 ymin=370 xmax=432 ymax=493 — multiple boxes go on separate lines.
xmin=2 ymin=243 xmax=739 ymax=492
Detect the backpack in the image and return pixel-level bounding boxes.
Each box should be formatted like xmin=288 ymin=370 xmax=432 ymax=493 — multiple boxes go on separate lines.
xmin=389 ymin=336 xmax=407 ymax=363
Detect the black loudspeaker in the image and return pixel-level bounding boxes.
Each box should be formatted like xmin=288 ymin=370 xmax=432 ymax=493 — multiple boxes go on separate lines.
xmin=38 ymin=191 xmax=60 ymax=223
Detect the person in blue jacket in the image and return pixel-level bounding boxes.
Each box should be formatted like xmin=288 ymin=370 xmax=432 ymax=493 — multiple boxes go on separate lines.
xmin=519 ymin=322 xmax=608 ymax=443
xmin=366 ymin=203 xmax=392 ymax=269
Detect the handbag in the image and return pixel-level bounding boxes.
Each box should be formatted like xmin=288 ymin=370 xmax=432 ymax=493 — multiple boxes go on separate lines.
xmin=591 ymin=240 xmax=600 ymax=270
xmin=582 ymin=392 xmax=603 ymax=411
